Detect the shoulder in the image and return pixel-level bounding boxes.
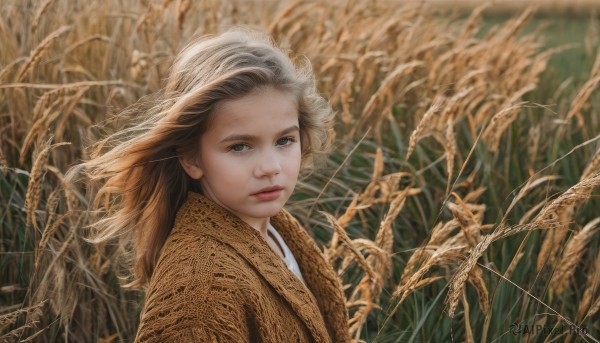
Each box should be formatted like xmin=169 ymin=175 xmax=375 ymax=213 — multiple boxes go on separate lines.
xmin=156 ymin=193 xmax=245 ymax=274
xmin=136 ymin=228 xmax=251 ymax=342
xmin=151 ymin=224 xmax=248 ymax=290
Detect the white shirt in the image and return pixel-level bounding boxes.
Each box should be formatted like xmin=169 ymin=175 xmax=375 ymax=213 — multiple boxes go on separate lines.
xmin=267 ymin=223 xmax=306 ymax=285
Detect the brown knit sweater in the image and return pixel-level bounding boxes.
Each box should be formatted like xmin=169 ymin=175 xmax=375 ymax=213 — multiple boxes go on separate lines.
xmin=134 ymin=192 xmax=350 ymax=342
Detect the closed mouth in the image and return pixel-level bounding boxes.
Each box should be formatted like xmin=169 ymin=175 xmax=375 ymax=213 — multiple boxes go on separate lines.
xmin=252 ymin=185 xmax=284 ymax=195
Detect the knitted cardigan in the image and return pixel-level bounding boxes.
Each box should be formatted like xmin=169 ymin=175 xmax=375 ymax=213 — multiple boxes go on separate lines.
xmin=134 ymin=192 xmax=350 ymax=342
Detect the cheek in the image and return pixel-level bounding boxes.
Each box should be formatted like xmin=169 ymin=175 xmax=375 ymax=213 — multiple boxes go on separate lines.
xmin=289 ymin=145 xmax=302 ymax=173
xmin=219 ymin=160 xmax=248 ymax=181
xmin=201 ymin=152 xmax=240 ymax=180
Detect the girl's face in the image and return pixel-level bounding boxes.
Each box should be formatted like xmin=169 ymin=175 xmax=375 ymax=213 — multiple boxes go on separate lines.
xmin=181 ymin=87 xmax=302 ymax=232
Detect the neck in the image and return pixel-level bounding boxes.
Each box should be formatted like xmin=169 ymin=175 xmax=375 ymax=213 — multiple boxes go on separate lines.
xmin=248 ymin=218 xmax=270 ymax=238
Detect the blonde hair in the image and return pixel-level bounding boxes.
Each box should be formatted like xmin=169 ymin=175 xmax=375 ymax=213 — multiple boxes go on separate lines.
xmin=79 ymin=29 xmax=334 ymax=288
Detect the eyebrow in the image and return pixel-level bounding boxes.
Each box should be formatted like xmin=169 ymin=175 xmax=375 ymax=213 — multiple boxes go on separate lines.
xmin=219 ymin=125 xmax=300 ymax=144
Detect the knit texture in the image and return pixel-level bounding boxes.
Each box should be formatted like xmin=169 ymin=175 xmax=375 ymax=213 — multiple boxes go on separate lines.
xmin=135 ymin=192 xmax=350 ymax=342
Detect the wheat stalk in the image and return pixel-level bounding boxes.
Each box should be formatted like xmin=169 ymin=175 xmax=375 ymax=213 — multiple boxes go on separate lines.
xmin=581 ymin=148 xmax=600 ymax=180
xmin=0 ymin=300 xmax=46 ymax=342
xmin=396 ymin=245 xmax=466 ymax=301
xmin=468 ymin=265 xmax=490 ymax=315
xmin=566 ymin=74 xmax=600 ymax=123
xmin=31 ymin=0 xmax=56 ymax=33
xmin=536 ymin=222 xmax=570 ymax=272
xmin=577 ymin=252 xmax=600 ymax=323
xmin=527 ymin=125 xmax=541 ymax=175
xmin=456 ymin=3 xmax=490 ymax=43
xmin=430 ymin=219 xmax=457 ymax=244
xmin=24 ymin=139 xmax=52 ymax=230
xmin=406 ymin=97 xmax=444 ymax=160
xmin=587 ymin=297 xmax=600 ymax=319
xmin=550 ymin=217 xmax=600 ymax=294
xmin=24 ymin=138 xmax=69 ymax=230
xmin=375 ymin=188 xmax=408 ymax=254
xmin=33 ymin=188 xmax=68 ymax=273
xmin=63 ymin=35 xmax=111 ymax=56
xmin=361 ymin=60 xmax=424 ymax=120
xmin=482 ymin=84 xmax=536 ymax=152
xmin=19 ymin=93 xmax=66 ymax=165
xmin=321 ymin=212 xmax=377 ymax=281
xmin=0 ymin=56 xmax=27 ymax=83
xmin=446 ymin=232 xmax=496 ymax=317
xmin=445 ymin=118 xmax=456 ymax=194
xmin=16 ymin=26 xmax=71 ymax=82
xmin=534 ymin=173 xmax=600 ymax=227
xmin=177 ymin=0 xmax=191 ymax=30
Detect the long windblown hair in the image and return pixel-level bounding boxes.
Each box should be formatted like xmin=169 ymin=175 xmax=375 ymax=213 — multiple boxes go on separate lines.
xmin=78 ymin=29 xmax=334 ymax=288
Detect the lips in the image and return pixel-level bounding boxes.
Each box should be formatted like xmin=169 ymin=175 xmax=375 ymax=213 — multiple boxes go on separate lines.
xmin=252 ymin=185 xmax=284 ymax=194
xmin=252 ymin=185 xmax=284 ymax=201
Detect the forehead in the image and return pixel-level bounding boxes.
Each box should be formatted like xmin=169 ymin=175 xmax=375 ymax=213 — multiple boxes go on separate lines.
xmin=207 ymin=87 xmax=299 ymax=136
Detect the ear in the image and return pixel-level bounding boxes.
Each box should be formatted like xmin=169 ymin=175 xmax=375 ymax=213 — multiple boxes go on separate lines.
xmin=179 ymin=154 xmax=204 ymax=180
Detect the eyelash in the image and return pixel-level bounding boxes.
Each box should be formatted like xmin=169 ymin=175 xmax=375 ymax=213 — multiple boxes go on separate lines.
xmin=276 ymin=136 xmax=296 ymax=146
xmin=228 ymin=143 xmax=250 ymax=152
xmin=227 ymin=136 xmax=297 ymax=152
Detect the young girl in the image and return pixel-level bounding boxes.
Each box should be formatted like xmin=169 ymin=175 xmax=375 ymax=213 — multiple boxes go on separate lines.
xmin=83 ymin=29 xmax=350 ymax=342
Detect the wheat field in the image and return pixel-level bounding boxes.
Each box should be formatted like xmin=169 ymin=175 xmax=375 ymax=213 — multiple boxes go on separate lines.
xmin=1 ymin=0 xmax=599 ymax=342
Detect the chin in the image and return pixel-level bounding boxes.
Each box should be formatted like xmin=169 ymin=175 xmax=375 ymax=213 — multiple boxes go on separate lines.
xmin=253 ymin=203 xmax=285 ymax=217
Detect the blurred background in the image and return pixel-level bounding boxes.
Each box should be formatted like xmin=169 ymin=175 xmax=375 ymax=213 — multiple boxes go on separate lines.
xmin=1 ymin=0 xmax=599 ymax=342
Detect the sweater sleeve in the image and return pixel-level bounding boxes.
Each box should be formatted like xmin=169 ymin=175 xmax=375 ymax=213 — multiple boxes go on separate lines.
xmin=134 ymin=235 xmax=250 ymax=343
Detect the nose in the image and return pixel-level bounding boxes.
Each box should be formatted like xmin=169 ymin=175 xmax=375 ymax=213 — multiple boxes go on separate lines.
xmin=255 ymin=150 xmax=282 ymax=178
